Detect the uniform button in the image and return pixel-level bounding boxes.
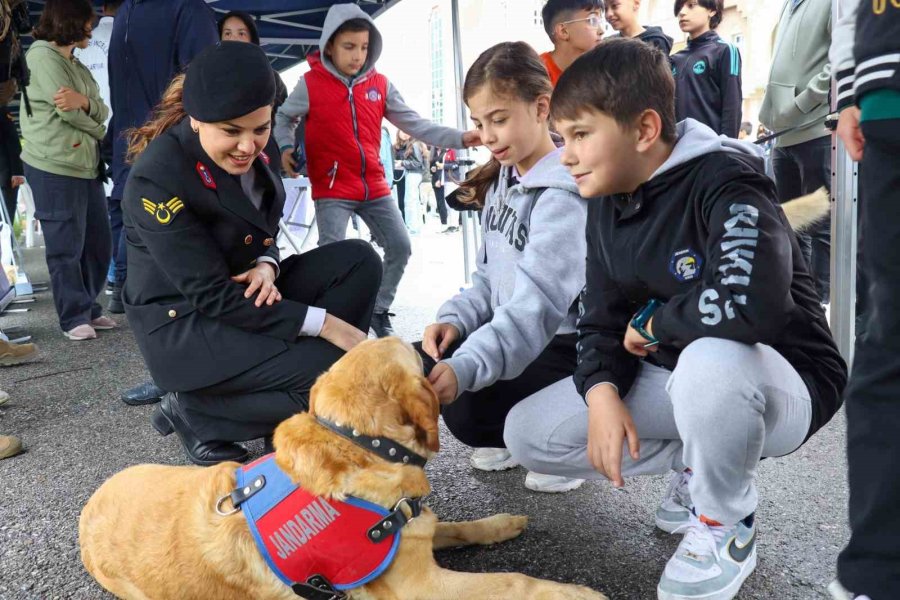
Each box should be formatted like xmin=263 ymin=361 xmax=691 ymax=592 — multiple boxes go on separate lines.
xmin=168 ymin=309 xmax=177 ymax=318
xmin=263 ymin=237 xmax=274 ymax=247
xmin=244 ymin=235 xmax=253 ymax=245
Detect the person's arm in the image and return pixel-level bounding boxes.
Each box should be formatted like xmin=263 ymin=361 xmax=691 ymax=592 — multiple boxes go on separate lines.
xmin=574 ymin=210 xmax=640 ymax=401
xmin=384 ymin=81 xmax=465 ymax=149
xmin=830 ymin=0 xmax=861 ymax=111
xmin=274 ymin=78 xmax=310 ymax=152
xmin=441 ymin=190 xmax=587 ymax=395
xmin=400 ymin=143 xmax=425 ymax=172
xmin=84 ymin=73 xmax=110 ymax=127
xmin=718 ymin=43 xmax=743 ymax=138
xmin=175 ymin=0 xmax=220 ymax=69
xmin=29 ymin=52 xmax=106 ymax=140
xmin=651 ymin=172 xmax=795 ymax=348
xmin=126 ymin=172 xmax=311 ymax=340
xmin=0 ymin=110 xmax=23 ymax=177
xmin=794 ymin=13 xmax=833 ymax=117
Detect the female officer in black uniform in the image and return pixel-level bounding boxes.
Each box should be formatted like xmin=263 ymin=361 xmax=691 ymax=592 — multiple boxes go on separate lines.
xmin=122 ymin=42 xmax=382 ymax=466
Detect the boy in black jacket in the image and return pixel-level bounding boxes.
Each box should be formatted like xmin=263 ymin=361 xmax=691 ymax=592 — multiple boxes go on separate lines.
xmin=670 ymin=0 xmax=742 ymax=137
xmin=503 ymin=39 xmax=846 ymax=600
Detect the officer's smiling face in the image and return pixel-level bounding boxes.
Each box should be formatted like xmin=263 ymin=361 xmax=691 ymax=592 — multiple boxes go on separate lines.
xmin=191 ymin=106 xmax=272 ymax=175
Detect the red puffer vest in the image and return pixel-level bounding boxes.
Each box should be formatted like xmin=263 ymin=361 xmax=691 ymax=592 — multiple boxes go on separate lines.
xmin=304 ymin=51 xmax=391 ymax=201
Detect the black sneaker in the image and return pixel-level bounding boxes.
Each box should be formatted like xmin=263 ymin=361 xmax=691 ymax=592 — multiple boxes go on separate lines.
xmin=108 ymin=283 xmax=125 ymax=314
xmin=370 ymin=311 xmax=396 ymax=338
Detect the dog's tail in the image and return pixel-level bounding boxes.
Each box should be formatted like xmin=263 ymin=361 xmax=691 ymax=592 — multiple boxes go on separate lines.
xmin=781 ymin=187 xmax=830 ymax=232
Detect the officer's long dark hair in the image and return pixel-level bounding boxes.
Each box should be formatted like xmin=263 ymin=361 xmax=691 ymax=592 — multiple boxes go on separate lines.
xmin=455 ymin=41 xmax=552 ymax=209
xmin=126 ymin=74 xmax=187 ymax=163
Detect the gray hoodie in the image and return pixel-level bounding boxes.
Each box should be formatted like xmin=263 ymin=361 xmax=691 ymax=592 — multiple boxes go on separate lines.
xmin=437 ymin=148 xmax=587 ymax=396
xmin=274 ymin=3 xmax=463 ymax=152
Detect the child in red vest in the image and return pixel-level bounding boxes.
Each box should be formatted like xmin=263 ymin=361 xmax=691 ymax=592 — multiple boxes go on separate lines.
xmin=275 ymin=3 xmax=479 ymax=337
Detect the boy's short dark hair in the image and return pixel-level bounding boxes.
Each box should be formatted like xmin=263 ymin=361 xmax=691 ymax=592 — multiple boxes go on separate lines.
xmin=542 ymin=0 xmax=605 ymax=41
xmin=551 ymin=38 xmax=677 ymax=144
xmin=33 ymin=0 xmax=95 ymax=46
xmin=674 ymin=0 xmax=724 ymax=29
xmin=330 ymin=18 xmax=371 ymax=42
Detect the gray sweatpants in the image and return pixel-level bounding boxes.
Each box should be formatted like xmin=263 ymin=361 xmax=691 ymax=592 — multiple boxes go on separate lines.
xmin=504 ymin=338 xmax=812 ymax=525
xmin=315 ymin=196 xmax=411 ymax=313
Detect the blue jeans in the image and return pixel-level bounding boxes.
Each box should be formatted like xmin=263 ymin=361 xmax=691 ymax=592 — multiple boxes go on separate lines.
xmin=106 ymin=195 xmax=127 ymax=284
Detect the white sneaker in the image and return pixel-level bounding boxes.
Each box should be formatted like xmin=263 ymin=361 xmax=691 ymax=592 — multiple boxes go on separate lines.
xmin=524 ymin=471 xmax=585 ymax=493
xmin=469 ymin=447 xmax=519 ymax=471
xmin=827 ymin=580 xmax=872 ymax=600
xmin=656 ymin=469 xmax=693 ymax=533
xmin=657 ymin=514 xmax=757 ymax=600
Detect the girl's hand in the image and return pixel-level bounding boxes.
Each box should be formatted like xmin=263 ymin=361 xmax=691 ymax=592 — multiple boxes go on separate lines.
xmin=54 ymin=87 xmax=89 ymax=112
xmin=281 ymin=149 xmax=299 ymax=178
xmin=319 ymin=314 xmax=367 ymax=352
xmin=231 ymin=263 xmax=281 ymax=307
xmin=428 ymin=362 xmax=459 ymax=404
xmin=462 ymin=130 xmax=482 ymax=147
xmin=586 ymin=385 xmax=640 ymax=488
xmin=422 ymin=322 xmax=460 ymax=361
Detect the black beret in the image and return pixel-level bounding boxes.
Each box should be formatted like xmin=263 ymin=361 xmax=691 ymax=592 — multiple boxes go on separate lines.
xmin=183 ymin=41 xmax=276 ymax=122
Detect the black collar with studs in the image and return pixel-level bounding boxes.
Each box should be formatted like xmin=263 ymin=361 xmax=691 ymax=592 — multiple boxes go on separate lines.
xmin=316 ymin=417 xmax=428 ymax=468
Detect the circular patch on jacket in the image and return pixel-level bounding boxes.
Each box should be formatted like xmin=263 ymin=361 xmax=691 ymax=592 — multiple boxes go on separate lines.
xmin=693 ymin=61 xmax=707 ymax=75
xmin=669 ymin=248 xmax=703 ymax=282
xmin=366 ymin=88 xmax=383 ymax=102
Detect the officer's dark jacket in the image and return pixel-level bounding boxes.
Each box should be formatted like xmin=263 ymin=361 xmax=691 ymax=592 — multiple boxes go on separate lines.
xmin=122 ymin=118 xmax=306 ymax=392
xmin=670 ymin=31 xmax=743 ymax=138
xmin=574 ymin=120 xmax=846 ymax=442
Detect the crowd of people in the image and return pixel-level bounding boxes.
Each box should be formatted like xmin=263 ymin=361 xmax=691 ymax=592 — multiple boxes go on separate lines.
xmin=0 ymin=0 xmax=897 ymax=598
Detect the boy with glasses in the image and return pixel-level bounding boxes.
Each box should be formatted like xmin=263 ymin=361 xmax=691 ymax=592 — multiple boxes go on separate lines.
xmin=540 ymin=0 xmax=604 ymax=87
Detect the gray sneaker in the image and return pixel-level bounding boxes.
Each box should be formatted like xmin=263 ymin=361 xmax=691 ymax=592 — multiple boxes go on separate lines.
xmin=657 ymin=514 xmax=757 ymax=600
xmin=656 ymin=469 xmax=693 ymax=534
xmin=827 ymin=580 xmax=872 ymax=600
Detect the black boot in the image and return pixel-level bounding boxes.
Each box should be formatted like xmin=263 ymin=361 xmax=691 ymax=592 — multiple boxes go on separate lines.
xmin=121 ymin=381 xmax=166 ymax=406
xmin=370 ymin=311 xmax=395 ymax=338
xmin=108 ymin=283 xmax=125 ymax=314
xmin=151 ymin=393 xmax=248 ymax=466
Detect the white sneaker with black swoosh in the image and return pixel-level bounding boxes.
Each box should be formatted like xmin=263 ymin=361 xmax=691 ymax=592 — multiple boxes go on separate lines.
xmin=657 ymin=513 xmax=757 ymax=600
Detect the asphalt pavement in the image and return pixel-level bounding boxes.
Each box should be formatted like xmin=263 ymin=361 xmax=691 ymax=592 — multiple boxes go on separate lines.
xmin=0 ymin=229 xmax=849 ymax=599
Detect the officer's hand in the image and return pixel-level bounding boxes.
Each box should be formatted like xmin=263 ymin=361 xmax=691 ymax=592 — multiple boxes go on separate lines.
xmin=54 ymin=87 xmax=89 ymax=112
xmin=231 ymin=263 xmax=281 ymax=307
xmin=427 ymin=362 xmax=459 ymax=405
xmin=319 ymin=314 xmax=367 ymax=352
xmin=11 ymin=176 xmax=24 ymax=188
xmin=837 ymin=106 xmax=865 ymax=162
xmin=422 ymin=322 xmax=460 ymax=362
xmin=281 ymin=149 xmax=299 ymax=178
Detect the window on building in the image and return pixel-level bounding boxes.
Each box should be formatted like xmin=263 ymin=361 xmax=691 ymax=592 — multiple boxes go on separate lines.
xmin=429 ymin=9 xmax=444 ymax=125
xmin=732 ymin=33 xmax=744 ymax=51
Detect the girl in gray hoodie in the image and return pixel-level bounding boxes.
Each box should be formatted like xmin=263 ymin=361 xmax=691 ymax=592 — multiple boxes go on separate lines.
xmin=419 ymin=42 xmax=588 ymax=493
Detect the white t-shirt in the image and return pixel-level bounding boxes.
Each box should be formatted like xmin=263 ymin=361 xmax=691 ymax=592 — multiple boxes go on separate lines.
xmin=74 ymin=16 xmax=114 ymax=129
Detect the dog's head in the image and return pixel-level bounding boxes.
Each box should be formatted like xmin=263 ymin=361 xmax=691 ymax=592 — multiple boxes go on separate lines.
xmin=273 ymin=338 xmax=437 ymax=501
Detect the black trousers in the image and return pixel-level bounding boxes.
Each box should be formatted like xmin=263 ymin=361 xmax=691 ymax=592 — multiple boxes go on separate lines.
xmin=416 ymin=334 xmax=577 ymax=448
xmin=1 ymin=185 xmax=15 ymax=225
xmin=432 ymin=182 xmax=448 ymax=225
xmin=772 ymin=136 xmax=832 ymax=303
xmin=837 ymin=119 xmax=900 ymax=600
xmin=24 ymin=164 xmax=112 ymax=331
xmin=179 ymin=239 xmax=382 ymax=443
xmin=395 ymin=170 xmax=406 ymax=220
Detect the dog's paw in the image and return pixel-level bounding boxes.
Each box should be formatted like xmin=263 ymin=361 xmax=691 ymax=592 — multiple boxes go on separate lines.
xmin=483 ymin=513 xmax=528 ymax=543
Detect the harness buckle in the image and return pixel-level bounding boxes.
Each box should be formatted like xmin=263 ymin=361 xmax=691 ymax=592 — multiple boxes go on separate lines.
xmin=215 ymin=494 xmax=240 ymax=516
xmin=291 ymin=574 xmax=346 ymax=599
xmin=367 ymin=496 xmax=425 ymax=543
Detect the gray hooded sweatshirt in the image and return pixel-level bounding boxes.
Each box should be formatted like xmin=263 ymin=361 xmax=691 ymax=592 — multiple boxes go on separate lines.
xmin=274 ymin=3 xmax=464 ymax=153
xmin=437 ymin=148 xmax=587 ymax=396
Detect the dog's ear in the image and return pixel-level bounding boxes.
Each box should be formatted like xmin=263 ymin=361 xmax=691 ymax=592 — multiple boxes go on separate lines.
xmin=398 ymin=375 xmax=440 ymax=453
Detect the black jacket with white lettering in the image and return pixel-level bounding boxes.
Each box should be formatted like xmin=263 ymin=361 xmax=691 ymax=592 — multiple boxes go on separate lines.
xmin=575 ymin=120 xmax=846 ymax=441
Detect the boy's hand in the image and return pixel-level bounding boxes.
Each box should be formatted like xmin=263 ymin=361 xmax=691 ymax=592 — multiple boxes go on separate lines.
xmin=586 ymin=385 xmax=640 ymax=488
xmin=422 ymin=322 xmax=460 ymax=361
xmin=623 ymin=317 xmax=658 ymax=357
xmin=462 ymin=130 xmax=482 ymax=148
xmin=837 ymin=106 xmax=865 ymax=162
xmin=428 ymin=362 xmax=459 ymax=404
xmin=281 ymin=149 xmax=299 ymax=178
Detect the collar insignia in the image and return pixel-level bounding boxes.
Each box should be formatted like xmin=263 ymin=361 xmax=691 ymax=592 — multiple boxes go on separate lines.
xmin=196 ymin=161 xmax=217 ymax=189
xmin=259 ymin=150 xmax=270 ymax=165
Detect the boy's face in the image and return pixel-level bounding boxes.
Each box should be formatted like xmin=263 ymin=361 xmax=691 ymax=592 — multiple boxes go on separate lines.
xmin=327 ymin=29 xmax=370 ymax=77
xmin=677 ymin=1 xmax=714 ymax=37
xmin=556 ymin=9 xmax=604 ymax=54
xmin=557 ymin=110 xmax=643 ymax=197
xmin=605 ymin=1 xmax=639 ymax=33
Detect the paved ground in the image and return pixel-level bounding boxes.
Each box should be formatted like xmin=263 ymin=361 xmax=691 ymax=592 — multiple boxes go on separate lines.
xmin=0 ymin=220 xmax=849 ymax=599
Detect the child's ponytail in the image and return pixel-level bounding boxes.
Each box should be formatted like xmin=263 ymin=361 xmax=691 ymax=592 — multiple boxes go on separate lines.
xmin=456 ymin=42 xmax=553 ymax=209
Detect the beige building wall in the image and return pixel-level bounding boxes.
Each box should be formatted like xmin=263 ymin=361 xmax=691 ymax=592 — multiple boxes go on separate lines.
xmin=639 ymin=0 xmax=787 ymax=131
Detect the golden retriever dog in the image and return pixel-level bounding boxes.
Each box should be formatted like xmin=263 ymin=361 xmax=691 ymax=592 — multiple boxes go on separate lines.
xmin=80 ymin=337 xmax=608 ymax=600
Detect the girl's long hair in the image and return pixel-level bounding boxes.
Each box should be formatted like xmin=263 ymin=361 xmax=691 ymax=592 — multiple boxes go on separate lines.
xmin=456 ymin=41 xmax=552 ymax=209
xmin=125 ymin=74 xmax=187 ymax=164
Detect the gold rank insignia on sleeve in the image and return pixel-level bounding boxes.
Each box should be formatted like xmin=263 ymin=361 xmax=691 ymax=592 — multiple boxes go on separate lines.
xmin=142 ymin=197 xmax=185 ymax=225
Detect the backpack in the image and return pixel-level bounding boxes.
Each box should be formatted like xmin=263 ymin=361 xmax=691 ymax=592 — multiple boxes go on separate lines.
xmin=0 ymin=0 xmax=30 ymax=106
